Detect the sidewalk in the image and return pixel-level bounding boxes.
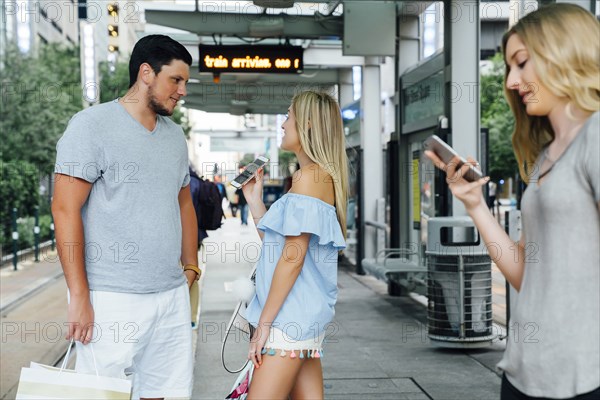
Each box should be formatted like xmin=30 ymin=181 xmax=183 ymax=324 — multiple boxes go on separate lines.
xmin=0 ymin=248 xmax=63 ymax=312
xmin=0 ymin=252 xmax=68 ymax=399
xmin=192 ymin=219 xmax=505 ymax=399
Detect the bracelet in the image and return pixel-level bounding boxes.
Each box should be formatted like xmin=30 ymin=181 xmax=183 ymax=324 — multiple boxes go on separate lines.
xmin=252 ymin=214 xmax=264 ymax=220
xmin=183 ymin=264 xmax=201 ymax=280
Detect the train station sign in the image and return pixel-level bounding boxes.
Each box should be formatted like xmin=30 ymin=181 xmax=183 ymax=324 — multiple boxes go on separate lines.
xmin=199 ymin=45 xmax=303 ymax=74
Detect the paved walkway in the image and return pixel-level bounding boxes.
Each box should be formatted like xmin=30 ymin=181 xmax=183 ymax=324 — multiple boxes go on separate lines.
xmin=192 ymin=219 xmax=506 ymax=399
xmin=0 ymin=252 xmax=68 ymax=399
xmin=0 ymin=218 xmax=507 ymax=399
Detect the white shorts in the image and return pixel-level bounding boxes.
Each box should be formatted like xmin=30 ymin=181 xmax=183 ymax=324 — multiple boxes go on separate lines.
xmin=74 ymin=283 xmax=193 ymax=399
xmin=262 ymin=327 xmax=325 ymax=359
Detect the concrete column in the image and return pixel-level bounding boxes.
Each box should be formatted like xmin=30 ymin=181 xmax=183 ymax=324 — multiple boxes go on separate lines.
xmin=397 ymin=15 xmax=421 ymax=250
xmin=269 ymin=136 xmax=279 ymax=179
xmin=360 ymin=56 xmax=383 ymax=259
xmin=338 ymin=69 xmax=354 ymax=109
xmin=446 ymin=0 xmax=480 ymax=217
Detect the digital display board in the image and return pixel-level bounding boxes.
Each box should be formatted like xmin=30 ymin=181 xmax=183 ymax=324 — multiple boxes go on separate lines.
xmin=199 ymin=45 xmax=303 ymax=74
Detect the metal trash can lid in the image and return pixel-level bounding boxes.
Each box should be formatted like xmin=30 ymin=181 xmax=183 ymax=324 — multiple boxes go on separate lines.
xmin=426 ymin=217 xmax=489 ymax=256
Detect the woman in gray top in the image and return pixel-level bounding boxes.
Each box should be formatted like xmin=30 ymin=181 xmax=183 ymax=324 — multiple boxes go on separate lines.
xmin=426 ymin=4 xmax=599 ymax=400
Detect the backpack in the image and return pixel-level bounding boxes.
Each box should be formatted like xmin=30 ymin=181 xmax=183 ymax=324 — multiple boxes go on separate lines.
xmin=190 ymin=174 xmax=224 ymax=231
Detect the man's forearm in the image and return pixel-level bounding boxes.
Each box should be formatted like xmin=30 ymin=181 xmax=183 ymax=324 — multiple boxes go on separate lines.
xmin=53 ymin=210 xmax=89 ymax=296
xmin=180 ymin=203 xmax=199 ymax=267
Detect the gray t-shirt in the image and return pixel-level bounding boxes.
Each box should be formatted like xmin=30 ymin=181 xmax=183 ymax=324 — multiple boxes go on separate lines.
xmin=497 ymin=112 xmax=600 ymax=398
xmin=55 ymin=99 xmax=190 ymax=293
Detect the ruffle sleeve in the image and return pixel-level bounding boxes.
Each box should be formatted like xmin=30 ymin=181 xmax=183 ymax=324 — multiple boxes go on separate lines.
xmin=257 ymin=193 xmax=346 ymax=250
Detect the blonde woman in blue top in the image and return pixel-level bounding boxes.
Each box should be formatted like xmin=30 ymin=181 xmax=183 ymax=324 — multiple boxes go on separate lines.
xmin=242 ymin=91 xmax=348 ymax=399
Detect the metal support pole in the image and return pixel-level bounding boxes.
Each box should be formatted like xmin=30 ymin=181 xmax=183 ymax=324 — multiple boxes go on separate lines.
xmin=458 ymin=254 xmax=465 ymax=339
xmin=50 ymin=215 xmax=55 ymax=251
xmin=11 ymin=207 xmax=18 ymax=270
xmin=34 ymin=205 xmax=40 ymax=262
xmin=504 ymin=210 xmax=511 ymax=336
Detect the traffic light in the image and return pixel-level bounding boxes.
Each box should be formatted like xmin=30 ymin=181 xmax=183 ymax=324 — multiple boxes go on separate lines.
xmin=107 ymin=4 xmax=118 ymax=17
xmin=108 ymin=25 xmax=118 ymax=37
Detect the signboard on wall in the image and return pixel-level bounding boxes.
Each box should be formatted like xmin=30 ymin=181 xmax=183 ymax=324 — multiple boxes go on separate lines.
xmin=199 ymin=45 xmax=303 ymax=74
xmin=412 ymin=151 xmax=421 ymax=230
xmin=403 ymin=70 xmax=444 ymax=128
xmin=400 ymin=52 xmax=445 ymax=134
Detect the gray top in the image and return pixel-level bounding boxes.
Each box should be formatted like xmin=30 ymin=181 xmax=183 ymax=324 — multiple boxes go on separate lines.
xmin=497 ymin=112 xmax=600 ymax=398
xmin=54 ymin=100 xmax=190 ymax=293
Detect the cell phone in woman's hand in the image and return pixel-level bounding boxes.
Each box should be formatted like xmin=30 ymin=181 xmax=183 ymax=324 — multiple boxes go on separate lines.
xmin=230 ymin=156 xmax=269 ymax=189
xmin=423 ymin=135 xmax=483 ymax=182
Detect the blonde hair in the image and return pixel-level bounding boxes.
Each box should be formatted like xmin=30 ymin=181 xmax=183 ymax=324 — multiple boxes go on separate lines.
xmin=501 ymin=3 xmax=600 ymax=182
xmin=291 ymin=91 xmax=349 ymax=238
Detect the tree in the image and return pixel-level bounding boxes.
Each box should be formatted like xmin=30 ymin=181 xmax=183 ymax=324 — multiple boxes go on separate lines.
xmin=0 ymin=43 xmax=82 ymax=175
xmin=1 ymin=43 xmax=81 ymax=250
xmin=480 ymin=53 xmax=518 ymax=182
xmin=99 ymin=59 xmax=130 ymax=104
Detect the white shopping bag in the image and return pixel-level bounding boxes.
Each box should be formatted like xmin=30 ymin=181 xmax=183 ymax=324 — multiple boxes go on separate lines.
xmin=16 ymin=340 xmax=131 ymax=399
xmin=225 ymin=361 xmax=254 ymax=400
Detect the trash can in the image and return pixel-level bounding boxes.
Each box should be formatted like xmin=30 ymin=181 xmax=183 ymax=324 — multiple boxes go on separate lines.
xmin=426 ymin=217 xmax=496 ymax=348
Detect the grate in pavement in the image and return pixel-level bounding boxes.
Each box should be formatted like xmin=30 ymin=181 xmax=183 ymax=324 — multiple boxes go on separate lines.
xmin=324 ymin=377 xmax=429 ymax=398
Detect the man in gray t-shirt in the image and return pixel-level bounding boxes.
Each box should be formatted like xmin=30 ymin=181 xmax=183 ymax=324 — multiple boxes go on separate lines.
xmin=52 ymin=35 xmax=199 ymax=398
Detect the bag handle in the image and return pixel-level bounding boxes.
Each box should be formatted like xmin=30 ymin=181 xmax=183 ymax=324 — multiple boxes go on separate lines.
xmin=60 ymin=338 xmax=99 ymax=377
xmin=221 ymin=302 xmax=251 ymax=374
xmin=221 ymin=266 xmax=257 ymax=374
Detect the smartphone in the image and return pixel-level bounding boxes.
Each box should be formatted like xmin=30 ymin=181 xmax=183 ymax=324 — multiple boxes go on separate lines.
xmin=230 ymin=156 xmax=269 ymax=189
xmin=423 ymin=135 xmax=483 ymax=182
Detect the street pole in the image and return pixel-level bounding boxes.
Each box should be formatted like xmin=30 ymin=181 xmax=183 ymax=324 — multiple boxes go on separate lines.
xmin=11 ymin=207 xmax=18 ymax=271
xmin=34 ymin=205 xmax=40 ymax=262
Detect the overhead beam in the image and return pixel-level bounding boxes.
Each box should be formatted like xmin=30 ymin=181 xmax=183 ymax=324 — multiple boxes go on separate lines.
xmin=185 ymin=81 xmax=336 ymax=108
xmin=145 ymin=10 xmax=343 ymax=39
xmin=188 ymin=68 xmax=340 ymax=85
xmin=191 ymin=130 xmax=277 ymax=138
xmin=183 ymin=99 xmax=289 ymax=115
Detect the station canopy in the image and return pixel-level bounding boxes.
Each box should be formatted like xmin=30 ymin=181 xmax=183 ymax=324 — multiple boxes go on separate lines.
xmin=144 ymin=1 xmax=430 ymax=115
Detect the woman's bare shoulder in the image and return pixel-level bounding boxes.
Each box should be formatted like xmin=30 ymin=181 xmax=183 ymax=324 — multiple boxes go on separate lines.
xmin=289 ymin=164 xmax=335 ymax=205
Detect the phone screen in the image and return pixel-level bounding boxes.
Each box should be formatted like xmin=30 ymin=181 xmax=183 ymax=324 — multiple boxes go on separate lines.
xmin=423 ymin=135 xmax=483 ymax=182
xmin=233 ymin=158 xmax=267 ymax=186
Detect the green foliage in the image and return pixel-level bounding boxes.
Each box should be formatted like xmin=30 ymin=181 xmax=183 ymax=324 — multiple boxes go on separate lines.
xmin=0 ymin=43 xmax=82 ymax=175
xmin=0 ymin=43 xmax=78 ymax=252
xmin=99 ymin=60 xmax=130 ymax=103
xmin=278 ymin=150 xmax=297 ymax=176
xmin=481 ymin=53 xmax=517 ymax=182
xmin=38 ymin=214 xmax=53 ymax=241
xmin=171 ymin=106 xmax=192 ymax=138
xmin=16 ymin=217 xmax=35 ymax=250
xmin=0 ymin=161 xmax=41 ymax=248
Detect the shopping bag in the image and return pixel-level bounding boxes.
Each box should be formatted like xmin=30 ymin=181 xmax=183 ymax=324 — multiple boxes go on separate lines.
xmin=16 ymin=340 xmax=132 ymax=399
xmin=225 ymin=361 xmax=254 ymax=399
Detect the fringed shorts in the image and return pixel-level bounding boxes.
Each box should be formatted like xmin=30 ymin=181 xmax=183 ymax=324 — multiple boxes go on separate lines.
xmin=261 ymin=327 xmax=325 ymax=360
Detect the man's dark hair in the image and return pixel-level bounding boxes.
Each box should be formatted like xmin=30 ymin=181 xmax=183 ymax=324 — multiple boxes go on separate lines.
xmin=128 ymin=35 xmax=192 ymax=88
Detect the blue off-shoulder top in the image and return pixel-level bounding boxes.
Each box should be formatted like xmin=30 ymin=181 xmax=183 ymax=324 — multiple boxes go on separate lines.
xmin=245 ymin=193 xmax=346 ymax=341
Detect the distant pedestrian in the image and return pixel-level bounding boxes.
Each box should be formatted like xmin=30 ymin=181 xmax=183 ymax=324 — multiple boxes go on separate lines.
xmin=243 ymin=91 xmax=348 ymax=399
xmin=487 ymin=180 xmax=497 ymax=215
xmin=235 ymin=175 xmax=249 ymax=225
xmin=52 ymin=35 xmax=199 ymax=399
xmin=189 ymin=167 xmax=209 ymax=246
xmin=226 ymin=183 xmax=239 ymax=217
xmin=426 ymin=4 xmax=599 ymax=399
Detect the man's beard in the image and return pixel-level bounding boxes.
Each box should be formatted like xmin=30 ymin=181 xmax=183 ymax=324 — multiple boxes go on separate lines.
xmin=148 ymin=85 xmax=173 ymax=116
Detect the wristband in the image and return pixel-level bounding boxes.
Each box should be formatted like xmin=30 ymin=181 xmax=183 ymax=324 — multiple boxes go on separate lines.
xmin=183 ymin=264 xmax=201 ymax=280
